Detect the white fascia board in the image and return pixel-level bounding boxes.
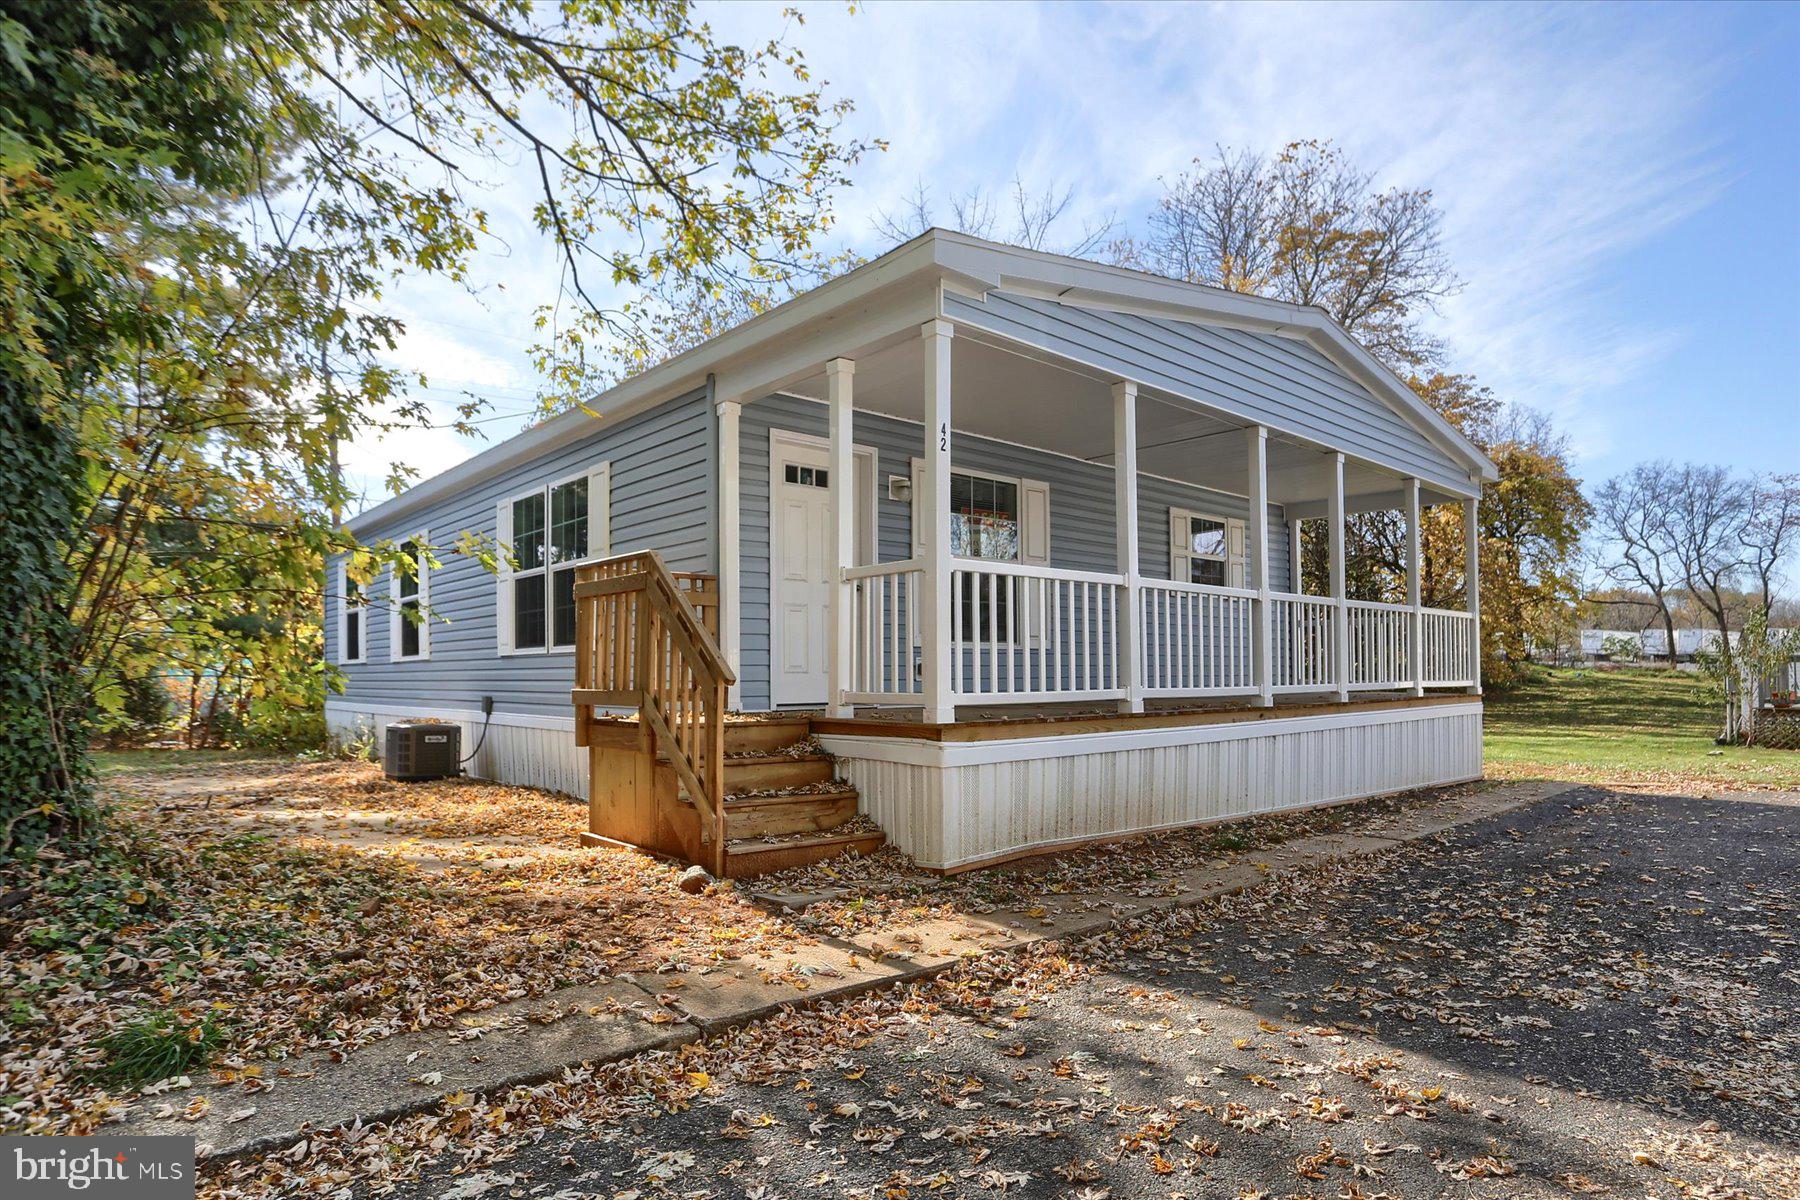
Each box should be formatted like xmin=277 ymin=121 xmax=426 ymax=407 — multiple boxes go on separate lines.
xmin=930 ymin=232 xmax=1497 ymax=484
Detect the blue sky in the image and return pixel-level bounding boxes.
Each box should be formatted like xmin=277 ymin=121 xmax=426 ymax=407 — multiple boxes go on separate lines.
xmin=343 ymin=1 xmax=1799 ymax=508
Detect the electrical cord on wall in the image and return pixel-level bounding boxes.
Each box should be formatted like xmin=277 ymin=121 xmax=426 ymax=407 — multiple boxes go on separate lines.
xmin=459 ymin=696 xmax=495 ymax=769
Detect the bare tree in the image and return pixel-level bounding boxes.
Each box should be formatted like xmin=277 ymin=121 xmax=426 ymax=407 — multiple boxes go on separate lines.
xmin=1666 ymin=464 xmax=1753 ymax=681
xmin=1593 ymin=462 xmax=1684 ymax=668
xmin=873 ymin=176 xmax=1116 ymax=257
xmin=1139 ymin=140 xmax=1459 ymax=370
xmin=1738 ymin=472 xmax=1800 ymax=613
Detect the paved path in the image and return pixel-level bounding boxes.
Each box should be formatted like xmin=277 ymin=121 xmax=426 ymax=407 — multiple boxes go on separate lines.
xmin=356 ymin=786 xmax=1799 ymax=1200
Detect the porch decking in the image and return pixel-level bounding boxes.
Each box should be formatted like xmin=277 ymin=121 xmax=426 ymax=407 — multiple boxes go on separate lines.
xmin=811 ymin=690 xmax=1462 ymax=736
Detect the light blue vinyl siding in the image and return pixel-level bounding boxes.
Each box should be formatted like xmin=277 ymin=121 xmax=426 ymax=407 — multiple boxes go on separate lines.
xmin=944 ymin=290 xmax=1468 ymax=494
xmin=324 ymin=388 xmax=713 ymax=719
xmin=737 ymin=393 xmax=1289 ymax=710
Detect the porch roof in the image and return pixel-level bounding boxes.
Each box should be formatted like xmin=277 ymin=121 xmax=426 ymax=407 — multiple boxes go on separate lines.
xmin=348 ymin=228 xmax=1492 ymax=534
xmin=776 ymin=326 xmax=1469 ymax=511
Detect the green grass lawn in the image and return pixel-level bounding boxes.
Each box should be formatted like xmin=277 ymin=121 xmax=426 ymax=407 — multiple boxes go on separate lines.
xmin=1484 ymin=666 xmax=1800 ymax=790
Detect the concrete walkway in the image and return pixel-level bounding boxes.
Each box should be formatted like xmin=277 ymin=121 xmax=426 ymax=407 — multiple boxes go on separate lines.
xmin=117 ymin=779 xmax=1578 ymax=1158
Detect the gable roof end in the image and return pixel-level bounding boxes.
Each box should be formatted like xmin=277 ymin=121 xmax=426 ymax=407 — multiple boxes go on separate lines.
xmin=925 ymin=230 xmax=1498 ymax=484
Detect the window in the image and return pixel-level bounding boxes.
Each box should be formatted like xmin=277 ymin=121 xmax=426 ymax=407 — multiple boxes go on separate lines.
xmin=1170 ymin=509 xmax=1244 ymax=588
xmin=390 ymin=534 xmax=429 ymax=660
xmin=339 ymin=563 xmax=365 ymax=665
xmin=951 ymin=471 xmax=1019 ymax=641
xmin=782 ymin=463 xmax=829 ymax=488
xmin=502 ymin=465 xmax=608 ymax=653
xmin=950 ymin=472 xmax=1019 ymax=561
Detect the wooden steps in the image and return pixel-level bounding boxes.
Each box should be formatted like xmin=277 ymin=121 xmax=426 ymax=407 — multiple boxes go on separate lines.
xmin=681 ymin=721 xmax=883 ymax=877
xmin=583 ymin=704 xmax=885 ymax=877
xmin=723 ymin=829 xmax=887 ymax=878
xmin=722 ymin=752 xmax=836 ymax=792
xmin=724 ymin=718 xmax=813 ymax=755
xmin=722 ymin=786 xmax=859 ymax=838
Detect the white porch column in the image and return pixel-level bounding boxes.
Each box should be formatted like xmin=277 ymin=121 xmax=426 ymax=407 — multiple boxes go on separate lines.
xmin=717 ymin=396 xmax=743 ymax=710
xmin=920 ymin=319 xmax=956 ymax=723
xmin=1287 ymin=519 xmax=1304 ymax=595
xmin=1246 ymin=425 xmax=1273 ymax=707
xmin=1464 ymin=495 xmax=1482 ymax=695
xmin=826 ymin=358 xmax=856 ymax=718
xmin=1113 ymin=381 xmax=1144 ymax=713
xmin=1405 ymin=477 xmax=1424 ymax=697
xmin=1329 ymin=453 xmax=1349 ymax=703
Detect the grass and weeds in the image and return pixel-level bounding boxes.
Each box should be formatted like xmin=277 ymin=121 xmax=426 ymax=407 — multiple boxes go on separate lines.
xmin=94 ymin=1011 xmax=231 ymax=1086
xmin=1484 ymin=666 xmax=1800 ymax=789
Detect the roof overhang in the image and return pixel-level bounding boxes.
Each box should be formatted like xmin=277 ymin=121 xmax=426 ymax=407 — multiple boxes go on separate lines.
xmin=347 ymin=229 xmax=1494 ymax=535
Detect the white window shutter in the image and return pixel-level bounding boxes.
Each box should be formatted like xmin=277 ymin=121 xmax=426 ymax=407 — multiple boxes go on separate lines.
xmin=587 ymin=462 xmax=611 ymax=557
xmin=1169 ymin=509 xmax=1188 ymax=582
xmin=1019 ymin=479 xmax=1050 ymax=645
xmin=415 ymin=529 xmax=430 ymax=659
xmin=388 ymin=557 xmax=401 ymax=662
xmin=495 ymin=499 xmax=513 ymax=654
xmin=1020 ymin=479 xmax=1050 ymax=566
xmin=1227 ymin=518 xmax=1247 ymax=588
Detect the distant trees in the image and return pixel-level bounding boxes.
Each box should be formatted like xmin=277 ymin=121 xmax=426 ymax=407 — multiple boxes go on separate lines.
xmin=1593 ymin=463 xmax=1685 ymax=668
xmin=1591 ymin=464 xmax=1799 ymax=736
xmin=1128 ymin=141 xmax=1460 ymax=371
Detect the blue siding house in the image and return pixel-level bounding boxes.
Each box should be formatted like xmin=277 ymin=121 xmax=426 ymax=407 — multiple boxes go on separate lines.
xmin=329 ymin=231 xmax=1496 ymax=873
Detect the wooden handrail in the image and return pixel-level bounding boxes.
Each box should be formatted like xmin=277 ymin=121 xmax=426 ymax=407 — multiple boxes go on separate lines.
xmin=573 ymin=551 xmax=732 ymax=875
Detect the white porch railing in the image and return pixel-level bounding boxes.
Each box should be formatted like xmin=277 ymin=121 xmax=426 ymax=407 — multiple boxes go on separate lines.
xmin=950 ymin=561 xmax=1127 ymax=703
xmin=1139 ymin=580 xmax=1257 ymax=696
xmin=1345 ymin=599 xmax=1412 ymax=689
xmin=1270 ymin=593 xmax=1337 ymax=693
xmin=1419 ymin=606 xmax=1478 ymax=687
xmin=843 ymin=559 xmax=924 ymax=704
xmin=844 ymin=562 xmax=1479 ymax=708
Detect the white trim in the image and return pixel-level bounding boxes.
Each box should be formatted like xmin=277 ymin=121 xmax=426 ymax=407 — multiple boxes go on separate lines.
xmin=389 ymin=529 xmax=430 ymax=662
xmin=826 ymin=358 xmax=857 ymax=719
xmin=337 ymin=559 xmax=367 ymax=666
xmin=818 ymin=700 xmax=1483 ymax=769
xmin=1169 ymin=506 xmax=1245 ymax=588
xmin=719 ymin=397 xmax=743 ymax=708
xmin=499 ymin=463 xmax=611 ymax=657
xmin=768 ymin=428 xmax=879 ymax=708
xmin=771 ymin=389 xmax=1265 ymax=507
xmin=326 ymin=699 xmax=575 ymax=733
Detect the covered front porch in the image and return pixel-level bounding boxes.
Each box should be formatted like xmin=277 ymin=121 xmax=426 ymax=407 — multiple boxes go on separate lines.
xmin=723 ymin=310 xmax=1483 ymax=726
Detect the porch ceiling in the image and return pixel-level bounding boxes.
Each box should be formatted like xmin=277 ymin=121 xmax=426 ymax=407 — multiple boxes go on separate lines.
xmin=780 ymin=333 xmax=1462 ymax=510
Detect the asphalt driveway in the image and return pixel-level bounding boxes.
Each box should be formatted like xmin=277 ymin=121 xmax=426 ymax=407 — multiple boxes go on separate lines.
xmin=253 ymin=787 xmax=1799 ymax=1200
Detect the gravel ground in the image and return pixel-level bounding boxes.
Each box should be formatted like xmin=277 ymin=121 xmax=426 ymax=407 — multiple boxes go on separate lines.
xmin=233 ymin=788 xmax=1799 ymax=1200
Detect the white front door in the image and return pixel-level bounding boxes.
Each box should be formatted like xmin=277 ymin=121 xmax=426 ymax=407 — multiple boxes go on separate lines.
xmin=770 ymin=443 xmax=833 ymax=706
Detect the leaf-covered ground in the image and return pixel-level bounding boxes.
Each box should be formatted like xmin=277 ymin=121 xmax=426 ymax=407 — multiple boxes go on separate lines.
xmin=0 ymin=757 xmax=1467 ymax=1141
xmin=200 ymin=786 xmax=1797 ymax=1200
xmin=0 ymin=760 xmax=817 ymax=1136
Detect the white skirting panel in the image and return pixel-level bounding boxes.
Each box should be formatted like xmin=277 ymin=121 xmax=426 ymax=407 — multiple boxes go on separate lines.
xmin=821 ymin=702 xmax=1482 ymax=870
xmin=324 ymin=702 xmax=588 ymax=799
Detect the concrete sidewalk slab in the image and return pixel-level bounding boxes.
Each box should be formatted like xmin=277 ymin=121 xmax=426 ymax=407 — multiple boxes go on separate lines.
xmin=116 ymin=979 xmax=688 ymax=1158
